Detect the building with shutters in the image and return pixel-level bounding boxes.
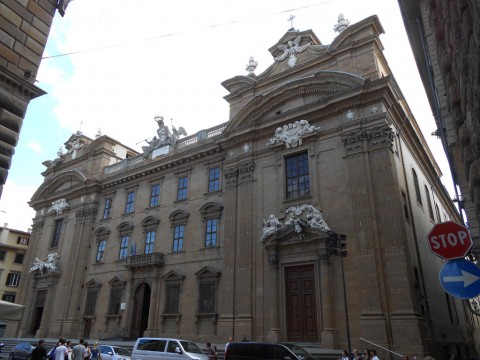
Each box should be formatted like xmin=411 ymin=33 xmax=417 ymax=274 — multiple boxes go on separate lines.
xmin=14 ymin=14 xmax=477 ymax=359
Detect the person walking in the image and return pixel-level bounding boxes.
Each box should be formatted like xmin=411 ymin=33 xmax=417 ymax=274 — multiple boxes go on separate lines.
xmin=72 ymin=340 xmax=85 ymax=360
xmin=66 ymin=341 xmax=73 ymax=360
xmin=90 ymin=343 xmax=101 ymax=360
xmin=83 ymin=342 xmax=91 ymax=360
xmin=54 ymin=339 xmax=68 ymax=360
xmin=206 ymin=343 xmax=216 ymax=360
xmin=31 ymin=339 xmax=47 ymax=360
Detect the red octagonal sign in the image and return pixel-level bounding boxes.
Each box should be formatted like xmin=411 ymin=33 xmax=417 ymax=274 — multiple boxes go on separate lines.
xmin=427 ymin=221 xmax=472 ymax=260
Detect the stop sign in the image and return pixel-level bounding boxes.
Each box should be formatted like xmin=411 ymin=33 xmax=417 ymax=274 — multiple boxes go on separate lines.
xmin=427 ymin=221 xmax=472 ymax=260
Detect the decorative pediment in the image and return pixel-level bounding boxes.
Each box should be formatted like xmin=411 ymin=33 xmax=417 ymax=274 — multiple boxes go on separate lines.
xmin=85 ymin=278 xmax=102 ymax=289
xmin=162 ymin=269 xmax=185 ymax=281
xmin=31 ymin=169 xmax=90 ymax=201
xmin=195 ymin=266 xmax=221 ymax=279
xmin=94 ymin=227 xmax=111 ymax=238
xmin=169 ymin=209 xmax=189 ymax=226
xmin=141 ymin=216 xmax=160 ymax=229
xmin=199 ymin=202 xmax=223 ymax=220
xmin=108 ymin=275 xmax=126 ymax=286
xmin=116 ymin=221 xmax=134 ymax=235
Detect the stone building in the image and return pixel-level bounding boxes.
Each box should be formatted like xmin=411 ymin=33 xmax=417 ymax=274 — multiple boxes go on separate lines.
xmin=0 ymin=0 xmax=71 ymax=197
xmin=398 ymin=0 xmax=480 ymax=250
xmin=16 ymin=15 xmax=476 ymax=359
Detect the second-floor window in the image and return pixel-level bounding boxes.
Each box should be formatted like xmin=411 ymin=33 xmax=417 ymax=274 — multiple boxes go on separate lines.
xmin=6 ymin=272 xmax=20 ymax=287
xmin=205 ymin=219 xmax=217 ymax=248
xmin=103 ymin=197 xmax=112 ymax=219
xmin=51 ymin=219 xmax=63 ymax=248
xmin=286 ymin=152 xmax=310 ymax=199
xmin=119 ymin=235 xmax=130 ymax=260
xmin=17 ymin=236 xmax=28 ymax=245
xmin=173 ymin=225 xmax=184 ymax=252
xmin=145 ymin=230 xmax=155 ymax=254
xmin=96 ymin=240 xmax=106 ymax=262
xmin=150 ymin=184 xmax=161 ymax=207
xmin=14 ymin=253 xmax=24 ymax=264
xmin=125 ymin=192 xmax=135 ymax=213
xmin=177 ymin=176 xmax=188 ymax=201
xmin=208 ymin=167 xmax=220 ymax=192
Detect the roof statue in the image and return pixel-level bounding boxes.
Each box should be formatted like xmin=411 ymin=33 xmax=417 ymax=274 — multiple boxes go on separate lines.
xmin=245 ymin=56 xmax=258 ymax=76
xmin=274 ymin=35 xmax=310 ymax=68
xmin=333 ymin=13 xmax=350 ymax=34
xmin=142 ymin=115 xmax=188 ymax=158
xmin=267 ymin=120 xmax=319 ymax=148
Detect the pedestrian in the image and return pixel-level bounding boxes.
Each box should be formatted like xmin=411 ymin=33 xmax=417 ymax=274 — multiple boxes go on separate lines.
xmin=32 ymin=339 xmax=47 ymax=360
xmin=225 ymin=337 xmax=233 ymax=352
xmin=341 ymin=350 xmax=349 ymax=360
xmin=83 ymin=342 xmax=91 ymax=360
xmin=370 ymin=350 xmax=380 ymax=360
xmin=241 ymin=335 xmax=249 ymax=342
xmin=54 ymin=339 xmax=68 ymax=360
xmin=72 ymin=340 xmax=85 ymax=360
xmin=206 ymin=343 xmax=217 ymax=360
xmin=66 ymin=341 xmax=73 ymax=360
xmin=90 ymin=343 xmax=101 ymax=360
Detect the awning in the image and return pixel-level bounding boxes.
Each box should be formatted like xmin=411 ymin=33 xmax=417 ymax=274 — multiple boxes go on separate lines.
xmin=0 ymin=300 xmax=24 ymax=321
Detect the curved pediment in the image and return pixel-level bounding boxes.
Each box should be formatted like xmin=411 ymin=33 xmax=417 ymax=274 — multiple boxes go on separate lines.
xmin=31 ymin=169 xmax=91 ymax=202
xmin=224 ymin=70 xmax=366 ymax=132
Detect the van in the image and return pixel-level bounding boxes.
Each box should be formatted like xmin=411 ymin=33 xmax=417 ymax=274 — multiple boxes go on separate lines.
xmin=225 ymin=342 xmax=314 ymax=360
xmin=132 ymin=338 xmax=208 ymax=360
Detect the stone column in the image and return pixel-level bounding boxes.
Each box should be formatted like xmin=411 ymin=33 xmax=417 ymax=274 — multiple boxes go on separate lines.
xmin=146 ymin=268 xmax=161 ymax=335
xmin=318 ymin=250 xmax=335 ymax=347
xmin=266 ymin=249 xmax=280 ymax=342
xmin=35 ymin=274 xmax=60 ymax=338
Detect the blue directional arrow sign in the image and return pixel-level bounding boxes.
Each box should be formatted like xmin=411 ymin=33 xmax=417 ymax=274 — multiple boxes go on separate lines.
xmin=439 ymin=259 xmax=480 ymax=299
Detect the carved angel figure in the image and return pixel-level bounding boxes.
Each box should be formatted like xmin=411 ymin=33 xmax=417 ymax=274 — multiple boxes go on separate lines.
xmin=274 ymin=36 xmax=310 ymax=67
xmin=261 ymin=214 xmax=282 ymax=240
xmin=29 ymin=252 xmax=58 ymax=275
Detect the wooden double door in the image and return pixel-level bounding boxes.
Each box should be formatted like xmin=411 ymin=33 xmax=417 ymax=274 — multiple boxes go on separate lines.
xmin=285 ymin=265 xmax=317 ymax=342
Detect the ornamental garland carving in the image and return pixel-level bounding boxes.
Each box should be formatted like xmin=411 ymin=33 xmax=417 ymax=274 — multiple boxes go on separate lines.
xmin=29 ymin=252 xmax=58 ymax=275
xmin=261 ymin=204 xmax=330 ymax=241
xmin=48 ymin=199 xmax=69 ymax=215
xmin=267 ymin=120 xmax=320 ymax=149
xmin=342 ymin=125 xmax=394 ymax=151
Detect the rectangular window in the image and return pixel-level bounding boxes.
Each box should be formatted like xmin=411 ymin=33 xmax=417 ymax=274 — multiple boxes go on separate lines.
xmin=103 ymin=197 xmax=112 ymax=219
xmin=119 ymin=235 xmax=130 ymax=260
xmin=286 ymin=152 xmax=310 ymax=199
xmin=401 ymin=191 xmax=410 ymax=221
xmin=2 ymin=294 xmax=15 ymax=303
xmin=51 ymin=219 xmax=63 ymax=248
xmin=198 ymin=280 xmax=216 ymax=313
xmin=177 ymin=176 xmax=188 ymax=200
xmin=173 ymin=225 xmax=184 ymax=252
xmin=14 ymin=253 xmax=24 ymax=264
xmin=125 ymin=192 xmax=135 ymax=213
xmin=6 ymin=273 xmax=20 ymax=287
xmin=145 ymin=231 xmax=155 ymax=254
xmin=208 ymin=167 xmax=220 ymax=192
xmin=107 ymin=286 xmax=123 ymax=315
xmin=412 ymin=169 xmax=422 ymax=205
xmin=150 ymin=184 xmax=161 ymax=207
xmin=0 ymin=250 xmax=5 ymax=261
xmin=205 ymin=219 xmax=217 ymax=248
xmin=84 ymin=288 xmax=99 ymax=316
xmin=96 ymin=240 xmax=106 ymax=262
xmin=17 ymin=237 xmax=29 ymax=245
xmin=425 ymin=186 xmax=434 ymax=221
xmin=164 ymin=283 xmax=180 ymax=313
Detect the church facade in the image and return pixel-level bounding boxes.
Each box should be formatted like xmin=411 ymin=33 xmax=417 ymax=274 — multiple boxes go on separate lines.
xmin=14 ymin=15 xmax=476 ymax=359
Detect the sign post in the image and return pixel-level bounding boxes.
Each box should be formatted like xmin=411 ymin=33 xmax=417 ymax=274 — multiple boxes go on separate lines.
xmin=427 ymin=221 xmax=472 ymax=260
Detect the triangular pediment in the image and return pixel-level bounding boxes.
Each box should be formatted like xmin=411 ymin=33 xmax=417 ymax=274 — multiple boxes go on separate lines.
xmin=162 ymin=269 xmax=185 ymax=281
xmin=195 ymin=266 xmax=220 ymax=278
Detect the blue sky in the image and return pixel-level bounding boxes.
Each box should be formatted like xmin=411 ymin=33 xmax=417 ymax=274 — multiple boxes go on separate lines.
xmin=0 ymin=0 xmax=452 ymax=230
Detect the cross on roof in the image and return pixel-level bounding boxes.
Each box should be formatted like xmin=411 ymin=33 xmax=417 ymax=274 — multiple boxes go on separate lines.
xmin=287 ymin=14 xmax=296 ymax=29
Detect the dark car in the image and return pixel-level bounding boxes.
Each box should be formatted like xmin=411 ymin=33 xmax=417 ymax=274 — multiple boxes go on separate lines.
xmin=9 ymin=342 xmax=34 ymax=360
xmin=225 ymin=342 xmax=302 ymax=360
xmin=280 ymin=343 xmax=316 ymax=360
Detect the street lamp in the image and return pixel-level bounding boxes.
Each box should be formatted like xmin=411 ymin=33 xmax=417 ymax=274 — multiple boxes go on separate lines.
xmin=328 ymin=232 xmax=351 ymax=357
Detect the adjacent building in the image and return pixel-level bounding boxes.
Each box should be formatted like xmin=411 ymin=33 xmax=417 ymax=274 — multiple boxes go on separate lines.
xmin=0 ymin=0 xmax=71 ymax=197
xmin=15 ymin=15 xmax=477 ymax=359
xmin=0 ymin=225 xmax=29 ymax=336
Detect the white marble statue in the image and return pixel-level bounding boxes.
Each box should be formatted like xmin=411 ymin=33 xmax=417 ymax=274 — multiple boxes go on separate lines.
xmin=274 ymin=36 xmax=311 ymax=68
xmin=48 ymin=199 xmax=69 ymax=215
xmin=261 ymin=214 xmax=282 ymax=241
xmin=246 ymin=56 xmax=258 ymax=75
xmin=333 ymin=13 xmax=350 ymax=34
xmin=29 ymin=252 xmax=58 ymax=275
xmin=142 ymin=115 xmax=188 ymax=157
xmin=267 ymin=120 xmax=319 ymax=148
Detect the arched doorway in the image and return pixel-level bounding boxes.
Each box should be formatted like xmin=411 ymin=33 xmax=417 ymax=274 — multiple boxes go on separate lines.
xmin=130 ymin=283 xmax=151 ymax=338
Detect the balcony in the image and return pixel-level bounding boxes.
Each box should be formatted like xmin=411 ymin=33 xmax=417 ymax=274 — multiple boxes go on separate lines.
xmin=125 ymin=253 xmax=165 ymax=269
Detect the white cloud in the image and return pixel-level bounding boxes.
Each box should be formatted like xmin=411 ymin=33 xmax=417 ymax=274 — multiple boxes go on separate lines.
xmin=0 ymin=180 xmax=36 ymax=231
xmin=26 ymin=142 xmax=43 ymax=153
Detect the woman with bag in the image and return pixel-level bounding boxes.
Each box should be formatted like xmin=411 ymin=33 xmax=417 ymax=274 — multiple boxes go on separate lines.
xmin=90 ymin=343 xmax=101 ymax=360
xmin=83 ymin=342 xmax=91 ymax=360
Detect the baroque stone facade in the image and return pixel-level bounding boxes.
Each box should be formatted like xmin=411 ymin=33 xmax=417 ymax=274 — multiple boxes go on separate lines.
xmin=15 ymin=15 xmax=476 ymax=359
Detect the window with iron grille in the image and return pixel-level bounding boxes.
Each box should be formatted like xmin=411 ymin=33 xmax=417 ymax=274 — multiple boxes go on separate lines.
xmin=119 ymin=235 xmax=129 ymax=260
xmin=145 ymin=231 xmax=155 ymax=254
xmin=177 ymin=176 xmax=188 ymax=200
xmin=2 ymin=293 xmax=15 ymax=303
xmin=198 ymin=280 xmax=216 ymax=313
xmin=14 ymin=253 xmax=24 ymax=264
xmin=173 ymin=225 xmax=184 ymax=253
xmin=150 ymin=184 xmax=161 ymax=207
xmin=51 ymin=219 xmax=63 ymax=248
xmin=6 ymin=273 xmax=20 ymax=287
xmin=208 ymin=167 xmax=220 ymax=192
xmin=103 ymin=197 xmax=112 ymax=219
xmin=107 ymin=286 xmax=123 ymax=315
xmin=285 ymin=152 xmax=310 ymax=199
xmin=164 ymin=283 xmax=180 ymax=313
xmin=84 ymin=288 xmax=99 ymax=316
xmin=205 ymin=219 xmax=217 ymax=248
xmin=125 ymin=192 xmax=135 ymax=213
xmin=96 ymin=240 xmax=106 ymax=262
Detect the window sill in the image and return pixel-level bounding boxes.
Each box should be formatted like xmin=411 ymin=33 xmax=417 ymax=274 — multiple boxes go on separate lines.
xmin=204 ymin=189 xmax=222 ymax=197
xmin=105 ymin=314 xmax=121 ymax=319
xmin=283 ymin=194 xmax=313 ymax=206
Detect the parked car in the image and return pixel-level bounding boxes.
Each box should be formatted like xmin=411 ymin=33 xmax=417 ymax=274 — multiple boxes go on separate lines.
xmin=99 ymin=345 xmax=131 ymax=360
xmin=9 ymin=342 xmax=34 ymax=360
xmin=280 ymin=343 xmax=316 ymax=360
xmin=224 ymin=342 xmax=302 ymax=360
xmin=132 ymin=338 xmax=208 ymax=360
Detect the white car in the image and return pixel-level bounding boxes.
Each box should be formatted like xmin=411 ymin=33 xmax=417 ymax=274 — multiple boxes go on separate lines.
xmin=98 ymin=345 xmax=131 ymax=360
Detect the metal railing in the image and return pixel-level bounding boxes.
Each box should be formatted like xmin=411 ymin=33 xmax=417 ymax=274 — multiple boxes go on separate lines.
xmin=125 ymin=253 xmax=165 ymax=268
xmin=360 ymin=337 xmax=404 ymax=358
